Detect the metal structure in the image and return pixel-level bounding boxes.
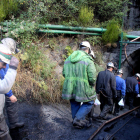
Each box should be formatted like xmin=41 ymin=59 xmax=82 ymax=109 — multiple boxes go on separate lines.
xmin=88 ymin=105 xmax=140 ymax=140
xmin=1 ymin=22 xmax=140 ymax=68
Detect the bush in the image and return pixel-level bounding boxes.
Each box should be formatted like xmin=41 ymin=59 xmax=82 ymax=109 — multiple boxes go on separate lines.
xmin=102 ymin=20 xmax=121 ymax=44
xmin=79 ymin=6 xmax=94 ymax=26
xmin=3 ymin=20 xmax=38 ymax=40
xmin=93 ymin=0 xmax=130 ymax=23
xmin=0 ymin=0 xmax=18 ymax=22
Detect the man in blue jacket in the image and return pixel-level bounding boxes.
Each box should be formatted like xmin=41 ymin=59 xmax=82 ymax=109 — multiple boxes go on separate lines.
xmin=125 ymin=73 xmax=140 ymax=110
xmin=113 ymin=69 xmax=126 ymax=116
xmin=1 ymin=38 xmax=24 ymax=129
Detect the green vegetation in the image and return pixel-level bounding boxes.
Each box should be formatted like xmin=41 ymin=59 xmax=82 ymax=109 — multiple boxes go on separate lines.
xmin=0 ymin=0 xmax=18 ymax=22
xmin=62 ymin=45 xmax=73 ymax=60
xmin=79 ymin=6 xmax=94 ymax=26
xmin=0 ymin=0 xmax=131 ymax=103
xmin=102 ymin=20 xmax=121 ymax=44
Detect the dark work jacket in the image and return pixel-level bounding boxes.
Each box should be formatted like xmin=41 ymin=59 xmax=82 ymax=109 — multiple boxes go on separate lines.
xmin=126 ymin=76 xmax=138 ymax=93
xmin=96 ymin=69 xmax=117 ymax=98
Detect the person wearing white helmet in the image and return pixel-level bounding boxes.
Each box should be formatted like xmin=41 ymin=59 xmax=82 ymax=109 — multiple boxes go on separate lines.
xmin=0 ymin=38 xmax=24 ymax=130
xmin=0 ymin=44 xmax=19 ymax=140
xmin=96 ymin=62 xmax=117 ymax=120
xmin=125 ymin=73 xmax=140 ymax=110
xmin=62 ymin=41 xmax=96 ymax=128
xmin=113 ymin=69 xmax=126 ymax=116
xmin=1 ymin=38 xmax=19 ymax=54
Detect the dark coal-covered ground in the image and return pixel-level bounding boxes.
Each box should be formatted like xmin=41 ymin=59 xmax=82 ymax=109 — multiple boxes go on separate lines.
xmin=9 ymin=101 xmax=140 ymax=140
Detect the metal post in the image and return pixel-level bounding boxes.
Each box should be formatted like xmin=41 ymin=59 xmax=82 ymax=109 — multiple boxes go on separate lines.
xmin=119 ymin=32 xmax=123 ymax=69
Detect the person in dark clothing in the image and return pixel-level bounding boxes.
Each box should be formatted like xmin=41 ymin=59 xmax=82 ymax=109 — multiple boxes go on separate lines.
xmin=96 ymin=62 xmax=117 ymax=120
xmin=125 ymin=73 xmax=140 ymax=110
xmin=113 ymin=69 xmax=126 ymax=116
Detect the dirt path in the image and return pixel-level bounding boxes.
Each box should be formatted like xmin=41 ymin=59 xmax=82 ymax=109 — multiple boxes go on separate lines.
xmin=9 ymin=102 xmax=140 ymax=140
xmin=10 ymin=102 xmax=98 ymax=140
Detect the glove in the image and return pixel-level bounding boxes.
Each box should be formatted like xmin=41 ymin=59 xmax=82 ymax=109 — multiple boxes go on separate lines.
xmin=9 ymin=56 xmax=19 ymax=70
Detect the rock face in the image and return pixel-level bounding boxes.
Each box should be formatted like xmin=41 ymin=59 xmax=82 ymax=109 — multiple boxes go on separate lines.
xmin=103 ymin=37 xmax=140 ymax=78
xmin=124 ymin=0 xmax=140 ymax=29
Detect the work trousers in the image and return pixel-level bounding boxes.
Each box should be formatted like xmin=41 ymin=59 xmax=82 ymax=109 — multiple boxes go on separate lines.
xmin=126 ymin=92 xmax=135 ymax=110
xmin=0 ymin=114 xmax=12 ymax=140
xmin=70 ymin=99 xmax=94 ymax=120
xmin=114 ymin=91 xmax=122 ymax=114
xmin=5 ymin=96 xmax=18 ymax=128
xmin=99 ymin=94 xmax=113 ymax=118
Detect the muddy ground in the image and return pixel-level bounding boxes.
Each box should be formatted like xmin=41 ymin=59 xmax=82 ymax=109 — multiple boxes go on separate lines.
xmin=8 ymin=101 xmax=140 ymax=140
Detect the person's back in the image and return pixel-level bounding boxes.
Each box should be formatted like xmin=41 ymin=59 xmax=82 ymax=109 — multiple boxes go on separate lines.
xmin=126 ymin=76 xmax=138 ymax=93
xmin=96 ymin=62 xmax=116 ymax=120
xmin=96 ymin=69 xmax=116 ymax=98
xmin=62 ymin=41 xmax=96 ymax=129
xmin=62 ymin=50 xmax=96 ymax=102
xmin=125 ymin=74 xmax=140 ymax=110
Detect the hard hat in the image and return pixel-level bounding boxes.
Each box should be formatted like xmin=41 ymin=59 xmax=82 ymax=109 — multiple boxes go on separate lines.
xmin=135 ymin=73 xmax=140 ymax=79
xmin=89 ymin=50 xmax=96 ymax=58
xmin=107 ymin=62 xmax=114 ymax=68
xmin=1 ymin=38 xmax=16 ymax=54
xmin=0 ymin=44 xmax=12 ymax=64
xmin=79 ymin=41 xmax=91 ymax=53
xmin=117 ymin=69 xmax=123 ymax=75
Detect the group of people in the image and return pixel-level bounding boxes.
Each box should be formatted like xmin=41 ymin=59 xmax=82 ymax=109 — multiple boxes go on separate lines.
xmin=0 ymin=39 xmax=139 ymax=139
xmin=0 ymin=38 xmax=24 ymax=140
xmin=62 ymin=41 xmax=140 ymax=129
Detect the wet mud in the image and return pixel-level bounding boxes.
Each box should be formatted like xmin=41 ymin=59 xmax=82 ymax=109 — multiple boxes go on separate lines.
xmin=9 ymin=102 xmax=140 ymax=140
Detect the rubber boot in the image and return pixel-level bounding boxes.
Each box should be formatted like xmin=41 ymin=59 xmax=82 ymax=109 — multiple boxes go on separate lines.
xmin=73 ymin=117 xmax=84 ymax=129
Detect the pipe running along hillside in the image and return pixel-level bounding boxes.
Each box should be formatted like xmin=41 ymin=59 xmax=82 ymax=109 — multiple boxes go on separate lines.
xmin=0 ymin=22 xmax=140 ymax=39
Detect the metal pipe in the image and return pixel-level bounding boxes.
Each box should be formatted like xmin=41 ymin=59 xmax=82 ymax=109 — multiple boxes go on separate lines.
xmin=1 ymin=22 xmax=140 ymax=39
xmin=38 ymin=29 xmax=102 ymax=36
xmin=38 ymin=24 xmax=107 ymax=32
xmin=119 ymin=32 xmax=123 ymax=69
xmin=119 ymin=41 xmax=140 ymax=44
xmin=106 ymin=116 xmax=134 ymax=140
xmin=126 ymin=35 xmax=140 ymax=39
xmin=0 ymin=22 xmax=107 ymax=32
xmin=88 ymin=105 xmax=140 ymax=140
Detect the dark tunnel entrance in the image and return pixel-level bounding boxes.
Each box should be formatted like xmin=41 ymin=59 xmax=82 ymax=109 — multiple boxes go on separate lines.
xmin=121 ymin=48 xmax=140 ymax=107
xmin=121 ymin=48 xmax=140 ymax=78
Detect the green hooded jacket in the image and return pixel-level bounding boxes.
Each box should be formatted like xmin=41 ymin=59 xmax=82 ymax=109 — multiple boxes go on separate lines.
xmin=62 ymin=50 xmax=96 ymax=102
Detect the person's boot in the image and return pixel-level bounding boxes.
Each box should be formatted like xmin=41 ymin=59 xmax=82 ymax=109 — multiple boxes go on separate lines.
xmin=73 ymin=117 xmax=84 ymax=129
xmin=86 ymin=117 xmax=92 ymax=128
xmin=10 ymin=122 xmax=24 ymax=129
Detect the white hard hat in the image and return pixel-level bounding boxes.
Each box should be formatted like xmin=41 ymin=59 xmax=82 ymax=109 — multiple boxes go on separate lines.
xmin=89 ymin=50 xmax=96 ymax=58
xmin=107 ymin=62 xmax=114 ymax=68
xmin=79 ymin=41 xmax=91 ymax=53
xmin=1 ymin=38 xmax=16 ymax=54
xmin=117 ymin=69 xmax=123 ymax=75
xmin=135 ymin=73 xmax=140 ymax=79
xmin=0 ymin=44 xmax=12 ymax=64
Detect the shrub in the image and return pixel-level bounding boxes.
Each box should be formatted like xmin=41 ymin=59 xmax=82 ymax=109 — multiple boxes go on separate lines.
xmin=102 ymin=20 xmax=121 ymax=44
xmin=93 ymin=0 xmax=130 ymax=23
xmin=3 ymin=20 xmax=38 ymax=40
xmin=0 ymin=0 xmax=18 ymax=22
xmin=79 ymin=6 xmax=94 ymax=26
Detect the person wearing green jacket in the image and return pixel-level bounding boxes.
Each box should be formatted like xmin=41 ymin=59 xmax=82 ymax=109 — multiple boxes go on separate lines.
xmin=62 ymin=41 xmax=96 ymax=129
